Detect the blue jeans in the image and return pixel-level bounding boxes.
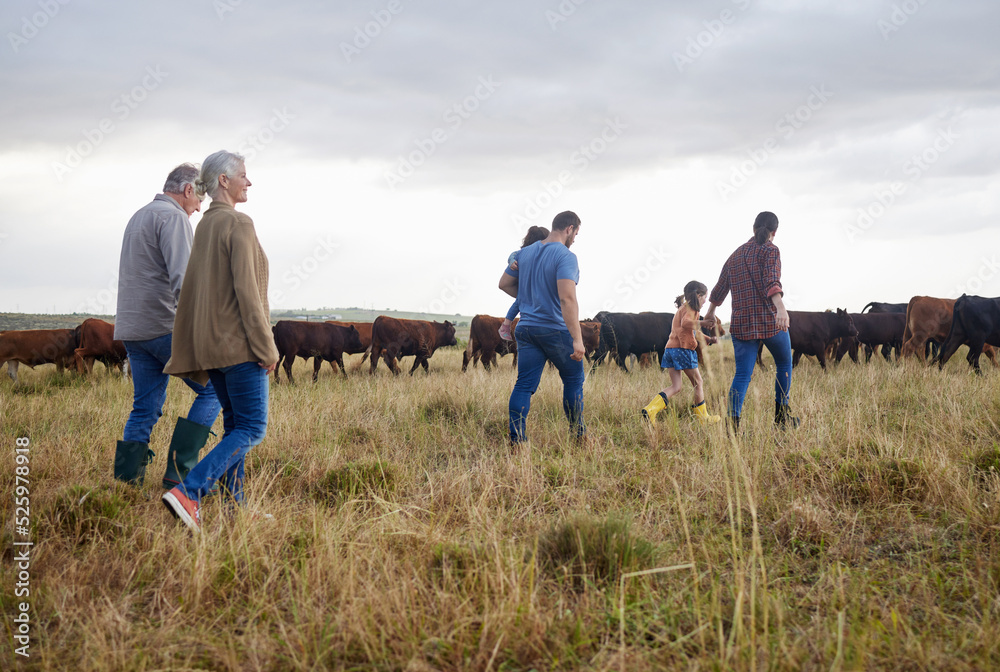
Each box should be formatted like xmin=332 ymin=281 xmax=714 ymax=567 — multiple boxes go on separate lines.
xmin=505 ymin=298 xmax=520 ymax=322
xmin=509 ymin=325 xmax=585 ymax=443
xmin=123 ymin=334 xmax=221 ymax=444
xmin=729 ymin=331 xmax=793 ymax=418
xmin=181 ymin=362 xmax=269 ymax=504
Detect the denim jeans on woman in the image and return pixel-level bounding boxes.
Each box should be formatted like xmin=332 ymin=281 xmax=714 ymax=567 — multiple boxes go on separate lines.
xmin=509 ymin=325 xmax=585 ymax=443
xmin=179 ymin=361 xmax=269 ymax=504
xmin=123 ymin=334 xmax=221 ymax=443
xmin=728 ymin=330 xmax=793 ymax=418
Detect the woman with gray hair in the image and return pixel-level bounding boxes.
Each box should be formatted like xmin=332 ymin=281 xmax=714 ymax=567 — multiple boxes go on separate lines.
xmin=162 ymin=150 xmax=279 ymax=532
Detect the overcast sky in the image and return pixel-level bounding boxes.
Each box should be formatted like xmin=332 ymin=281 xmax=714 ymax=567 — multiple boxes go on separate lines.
xmin=2 ymin=0 xmax=998 ymax=321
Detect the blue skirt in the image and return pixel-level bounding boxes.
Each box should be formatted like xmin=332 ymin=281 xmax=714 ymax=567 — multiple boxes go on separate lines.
xmin=661 ymin=347 xmax=698 ymax=370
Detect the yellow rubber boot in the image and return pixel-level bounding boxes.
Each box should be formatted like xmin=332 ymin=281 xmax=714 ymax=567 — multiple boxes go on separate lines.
xmin=641 ymin=392 xmax=669 ymax=426
xmin=692 ymin=400 xmax=721 ymax=425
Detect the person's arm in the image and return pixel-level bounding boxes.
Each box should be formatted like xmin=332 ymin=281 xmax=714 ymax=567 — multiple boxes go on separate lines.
xmin=558 ymin=279 xmax=585 ymax=361
xmin=771 ymin=293 xmax=789 ymax=331
xmin=704 ymin=258 xmax=731 ymax=327
xmin=159 ymin=213 xmax=194 ymax=305
xmin=764 ymin=246 xmax=788 ymax=331
xmin=499 ymin=272 xmax=518 ymax=298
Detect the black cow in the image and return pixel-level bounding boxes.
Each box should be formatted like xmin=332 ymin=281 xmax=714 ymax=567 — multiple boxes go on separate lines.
xmin=591 ymin=312 xmax=673 ymax=372
xmin=936 ymin=294 xmax=1000 ymax=374
xmin=784 ymin=309 xmax=857 ymax=371
xmin=859 ymin=302 xmax=911 ymax=359
xmin=835 ymin=312 xmax=906 ymax=364
xmin=861 ymin=301 xmax=908 ymax=314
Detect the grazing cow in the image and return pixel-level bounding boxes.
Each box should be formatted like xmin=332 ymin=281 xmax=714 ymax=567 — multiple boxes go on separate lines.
xmin=0 ymin=328 xmax=79 ymax=383
xmin=936 ymin=295 xmax=1000 ymax=373
xmin=369 ymin=316 xmax=457 ymax=375
xmin=272 ymin=320 xmax=363 ymax=383
xmin=783 ymin=309 xmax=857 ymax=371
xmin=324 ymin=320 xmax=373 ymax=371
xmin=580 ymin=320 xmax=601 ymax=361
xmin=463 ymin=315 xmax=518 ymax=372
xmin=835 ymin=312 xmax=907 ymax=364
xmin=74 ymin=318 xmax=128 ymax=375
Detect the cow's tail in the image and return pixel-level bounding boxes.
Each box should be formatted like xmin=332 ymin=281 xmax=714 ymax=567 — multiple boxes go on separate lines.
xmin=464 ymin=331 xmax=475 ymax=362
xmin=934 ymin=296 xmax=967 ymax=366
xmin=860 ymin=302 xmax=875 ymax=314
xmin=902 ymin=296 xmax=917 ymax=345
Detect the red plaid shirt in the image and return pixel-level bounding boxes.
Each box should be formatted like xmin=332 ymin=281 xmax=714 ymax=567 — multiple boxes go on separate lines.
xmin=709 ymin=238 xmax=783 ymax=340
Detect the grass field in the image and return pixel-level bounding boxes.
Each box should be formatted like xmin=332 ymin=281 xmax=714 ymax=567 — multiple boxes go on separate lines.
xmin=2 ymin=342 xmax=1000 ymax=670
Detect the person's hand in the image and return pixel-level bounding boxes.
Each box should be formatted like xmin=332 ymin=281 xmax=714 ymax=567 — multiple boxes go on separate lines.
xmin=775 ymin=307 xmax=790 ymax=332
xmin=705 ymin=335 xmax=718 ymax=345
xmin=261 ymin=361 xmax=278 ymax=373
xmin=509 ymin=260 xmax=518 ymax=271
xmin=571 ymin=337 xmax=585 ymax=361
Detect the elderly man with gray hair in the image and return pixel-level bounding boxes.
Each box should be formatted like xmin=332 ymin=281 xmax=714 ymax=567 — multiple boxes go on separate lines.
xmin=113 ymin=163 xmax=222 ymax=488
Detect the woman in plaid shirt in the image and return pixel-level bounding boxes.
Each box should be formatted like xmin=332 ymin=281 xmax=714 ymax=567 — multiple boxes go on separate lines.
xmin=703 ymin=212 xmax=799 ymax=430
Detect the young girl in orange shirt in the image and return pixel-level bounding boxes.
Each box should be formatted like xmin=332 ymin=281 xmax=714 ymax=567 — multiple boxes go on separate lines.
xmin=641 ymin=280 xmax=721 ymax=425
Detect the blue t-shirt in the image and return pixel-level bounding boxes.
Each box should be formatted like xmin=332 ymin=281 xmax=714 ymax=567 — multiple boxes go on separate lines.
xmin=505 ymin=241 xmax=580 ymax=330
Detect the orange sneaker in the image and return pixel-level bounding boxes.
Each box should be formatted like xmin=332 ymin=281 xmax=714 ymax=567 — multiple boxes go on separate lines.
xmin=162 ymin=487 xmax=200 ymax=533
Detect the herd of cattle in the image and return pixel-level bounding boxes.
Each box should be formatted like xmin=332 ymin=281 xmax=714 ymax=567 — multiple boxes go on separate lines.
xmin=3 ymin=294 xmax=1000 ymax=384
xmin=0 ymin=318 xmax=127 ymax=383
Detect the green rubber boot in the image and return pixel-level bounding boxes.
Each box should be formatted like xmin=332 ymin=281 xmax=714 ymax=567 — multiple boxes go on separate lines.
xmin=162 ymin=417 xmax=213 ymax=490
xmin=114 ymin=440 xmax=154 ymax=486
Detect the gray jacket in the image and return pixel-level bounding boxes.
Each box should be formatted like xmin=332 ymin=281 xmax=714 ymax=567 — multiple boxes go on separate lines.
xmin=114 ymin=194 xmax=194 ymax=341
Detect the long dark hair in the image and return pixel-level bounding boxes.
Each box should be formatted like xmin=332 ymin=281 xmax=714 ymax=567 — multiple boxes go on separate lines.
xmin=675 ymin=280 xmax=708 ymax=313
xmin=521 ymin=226 xmax=549 ymax=247
xmin=753 ymin=211 xmax=779 ymax=244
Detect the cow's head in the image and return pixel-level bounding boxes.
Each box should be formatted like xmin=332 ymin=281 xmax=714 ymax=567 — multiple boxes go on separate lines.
xmin=441 ymin=320 xmax=457 ymax=347
xmin=346 ymin=325 xmax=363 ymax=351
xmin=837 ymin=308 xmax=858 ymax=338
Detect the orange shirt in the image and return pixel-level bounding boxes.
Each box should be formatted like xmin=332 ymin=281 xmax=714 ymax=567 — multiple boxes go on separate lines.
xmin=665 ymin=303 xmax=698 ymax=350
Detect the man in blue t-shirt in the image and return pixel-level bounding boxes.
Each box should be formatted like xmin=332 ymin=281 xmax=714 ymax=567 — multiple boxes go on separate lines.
xmin=499 ymin=210 xmax=585 ymax=444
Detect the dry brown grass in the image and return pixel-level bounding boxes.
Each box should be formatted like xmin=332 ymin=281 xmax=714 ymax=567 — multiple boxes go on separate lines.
xmin=3 ymin=343 xmax=1000 ymax=670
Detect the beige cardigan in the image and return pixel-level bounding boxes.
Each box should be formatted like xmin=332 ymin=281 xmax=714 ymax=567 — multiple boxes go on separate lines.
xmin=164 ymin=201 xmax=279 ymax=384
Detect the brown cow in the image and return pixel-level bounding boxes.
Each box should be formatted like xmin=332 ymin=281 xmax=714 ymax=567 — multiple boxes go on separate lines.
xmin=902 ymin=296 xmax=998 ymax=367
xmin=74 ymin=318 xmax=128 ymax=375
xmin=462 ymin=315 xmax=518 ymax=372
xmin=0 ymin=328 xmax=79 ymax=383
xmin=325 ymin=320 xmax=373 ymax=371
xmin=369 ymin=316 xmax=457 ymax=375
xmin=580 ymin=320 xmax=601 ymax=361
xmin=272 ymin=320 xmax=363 ymax=383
